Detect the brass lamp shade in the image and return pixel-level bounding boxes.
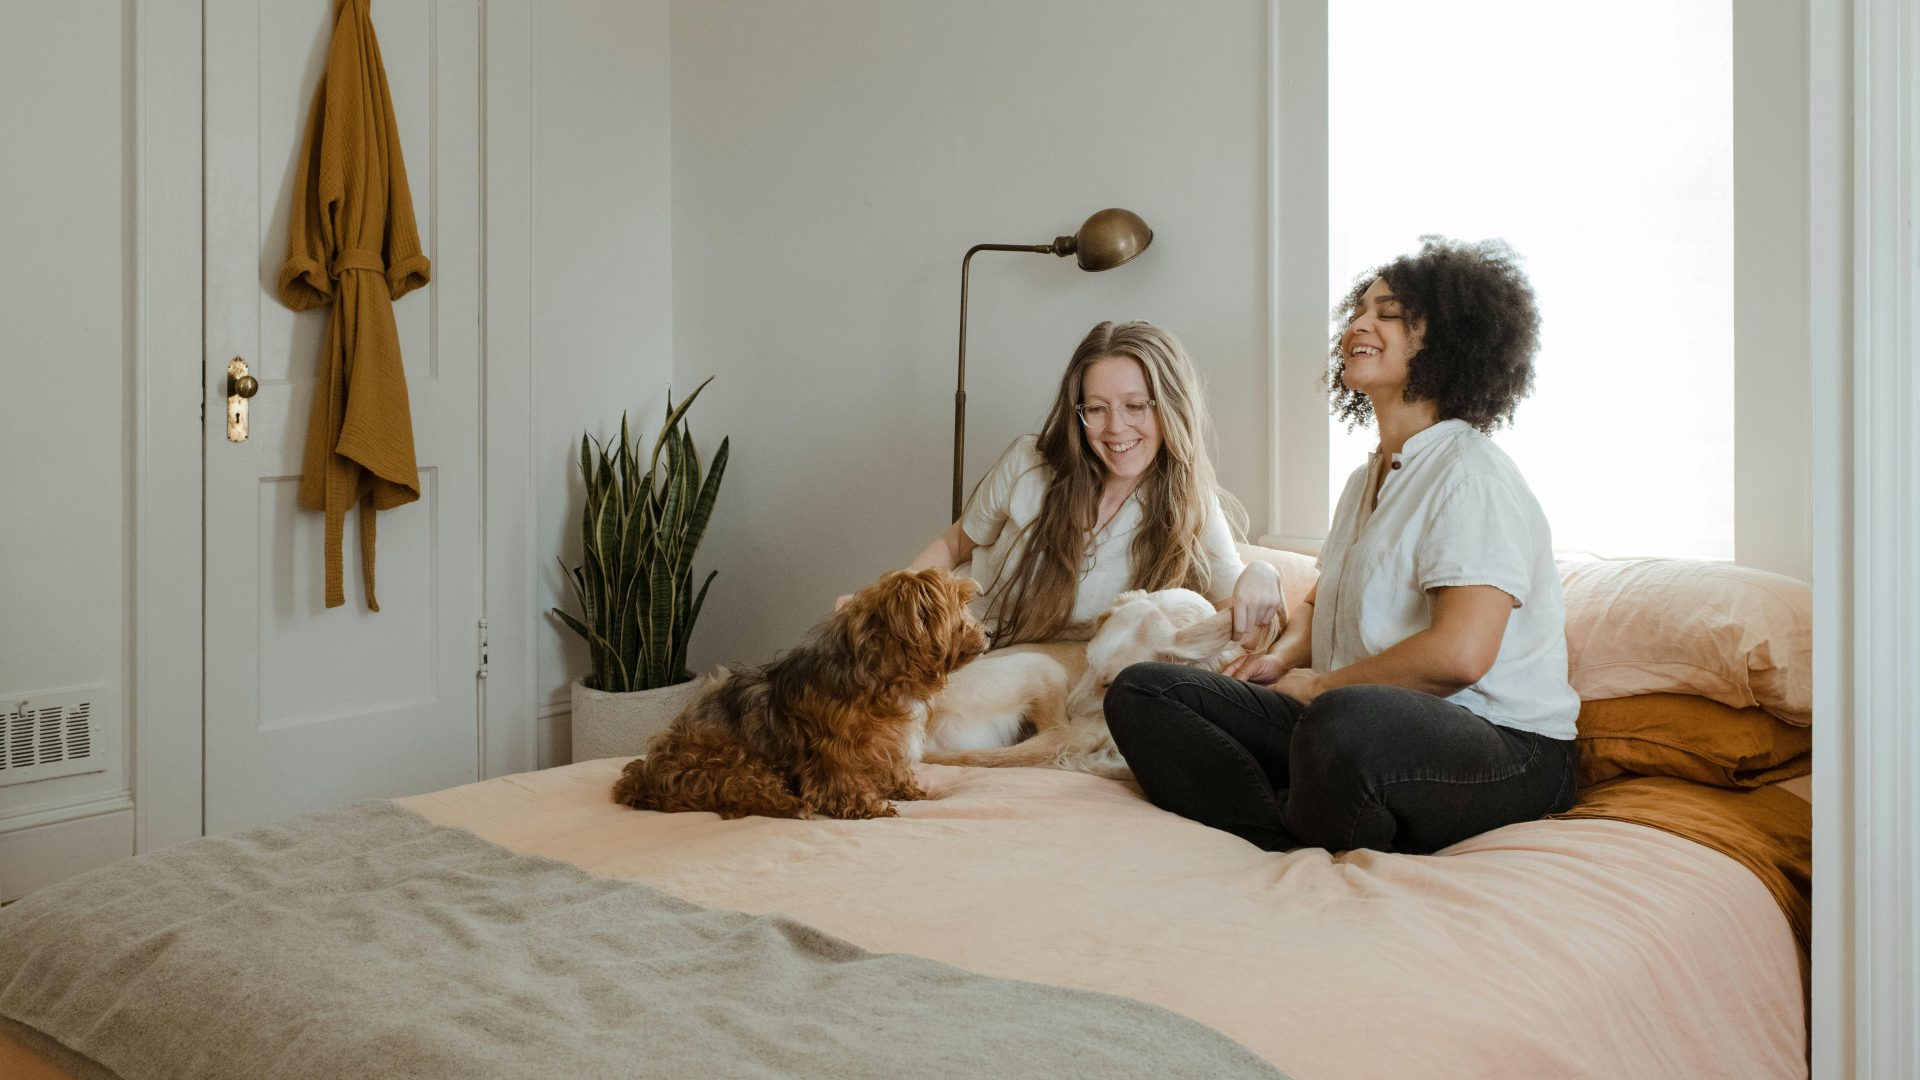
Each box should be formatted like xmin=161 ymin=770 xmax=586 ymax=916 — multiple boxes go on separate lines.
xmin=1055 ymin=208 xmax=1154 ymax=271
xmin=950 ymin=208 xmax=1154 ymax=519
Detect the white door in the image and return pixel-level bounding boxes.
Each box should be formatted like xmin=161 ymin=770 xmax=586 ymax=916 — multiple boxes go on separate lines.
xmin=203 ymin=0 xmax=484 ymax=834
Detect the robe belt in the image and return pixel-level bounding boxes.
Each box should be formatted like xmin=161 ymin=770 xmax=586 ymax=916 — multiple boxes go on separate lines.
xmin=329 ymin=249 xmax=387 ymax=278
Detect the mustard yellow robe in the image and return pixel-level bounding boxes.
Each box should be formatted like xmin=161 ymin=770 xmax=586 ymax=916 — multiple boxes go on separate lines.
xmin=278 ymin=0 xmax=430 ymax=611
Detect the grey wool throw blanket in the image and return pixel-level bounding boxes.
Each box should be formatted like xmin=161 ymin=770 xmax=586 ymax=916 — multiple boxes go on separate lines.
xmin=0 ymin=800 xmax=1287 ymax=1080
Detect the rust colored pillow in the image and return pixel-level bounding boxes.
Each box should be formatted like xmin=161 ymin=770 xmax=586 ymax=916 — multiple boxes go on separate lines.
xmin=1575 ymin=693 xmax=1811 ymax=790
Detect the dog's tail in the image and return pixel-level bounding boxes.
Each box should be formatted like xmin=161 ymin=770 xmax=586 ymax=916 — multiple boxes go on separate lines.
xmin=612 ymin=728 xmax=811 ymax=820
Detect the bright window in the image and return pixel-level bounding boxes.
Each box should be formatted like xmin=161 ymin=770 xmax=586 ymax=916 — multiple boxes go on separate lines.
xmin=1328 ymin=0 xmax=1733 ymax=559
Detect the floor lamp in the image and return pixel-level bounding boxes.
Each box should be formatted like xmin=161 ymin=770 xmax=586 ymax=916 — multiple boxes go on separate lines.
xmin=951 ymin=208 xmax=1154 ymax=521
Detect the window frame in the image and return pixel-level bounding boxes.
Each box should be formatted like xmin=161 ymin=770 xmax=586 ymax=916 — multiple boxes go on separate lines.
xmin=1260 ymin=1 xmax=1811 ymax=583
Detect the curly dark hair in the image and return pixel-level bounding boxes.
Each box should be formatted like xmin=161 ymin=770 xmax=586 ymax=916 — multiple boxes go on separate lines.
xmin=1327 ymin=236 xmax=1541 ymax=433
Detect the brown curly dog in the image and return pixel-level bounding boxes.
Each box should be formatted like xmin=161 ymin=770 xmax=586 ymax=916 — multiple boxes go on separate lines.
xmin=612 ymin=568 xmax=988 ymax=819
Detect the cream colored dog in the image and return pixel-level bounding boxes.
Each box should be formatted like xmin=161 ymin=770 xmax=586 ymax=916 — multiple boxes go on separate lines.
xmin=923 ymin=588 xmax=1286 ymax=779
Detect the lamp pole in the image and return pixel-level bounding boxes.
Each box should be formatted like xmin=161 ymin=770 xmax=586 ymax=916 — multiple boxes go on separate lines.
xmin=949 ymin=209 xmax=1153 ymax=522
xmin=954 ymin=242 xmax=1058 ymax=521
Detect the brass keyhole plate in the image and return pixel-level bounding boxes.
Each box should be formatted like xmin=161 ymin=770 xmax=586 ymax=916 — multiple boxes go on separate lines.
xmin=226 ymin=357 xmax=254 ymax=442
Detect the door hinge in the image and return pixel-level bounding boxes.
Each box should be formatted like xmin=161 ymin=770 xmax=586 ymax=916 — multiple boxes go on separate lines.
xmin=200 ymin=357 xmax=207 ymax=423
xmin=477 ymin=618 xmax=490 ymax=679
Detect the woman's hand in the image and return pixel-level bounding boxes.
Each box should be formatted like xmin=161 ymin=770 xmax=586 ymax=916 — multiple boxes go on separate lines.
xmin=1268 ymin=668 xmax=1325 ymax=704
xmin=833 ymin=593 xmax=854 ymax=613
xmin=1227 ymin=561 xmax=1283 ymax=644
xmin=1220 ymin=651 xmax=1288 ymax=685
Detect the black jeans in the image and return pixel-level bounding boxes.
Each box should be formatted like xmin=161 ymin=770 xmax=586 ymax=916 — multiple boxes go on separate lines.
xmin=1105 ymin=663 xmax=1577 ymax=854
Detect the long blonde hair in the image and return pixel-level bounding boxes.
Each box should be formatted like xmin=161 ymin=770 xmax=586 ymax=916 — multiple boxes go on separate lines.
xmin=982 ymin=321 xmax=1245 ymax=646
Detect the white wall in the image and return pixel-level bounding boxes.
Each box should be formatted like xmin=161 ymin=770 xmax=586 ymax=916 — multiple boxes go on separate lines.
xmin=531 ymin=0 xmax=675 ymax=764
xmin=671 ymin=0 xmax=1270 ymax=669
xmin=1732 ymin=0 xmax=1813 ymax=582
xmin=0 ymin=3 xmax=135 ymax=893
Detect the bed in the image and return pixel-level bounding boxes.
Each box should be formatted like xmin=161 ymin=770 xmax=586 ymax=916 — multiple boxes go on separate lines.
xmin=0 ymin=552 xmax=1813 ymax=1078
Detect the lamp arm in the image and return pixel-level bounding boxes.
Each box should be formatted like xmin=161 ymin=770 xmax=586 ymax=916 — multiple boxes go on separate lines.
xmin=954 ymin=243 xmax=1064 ymax=521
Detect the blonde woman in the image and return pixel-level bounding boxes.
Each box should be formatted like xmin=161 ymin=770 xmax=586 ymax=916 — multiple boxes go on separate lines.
xmin=845 ymin=320 xmax=1281 ymax=646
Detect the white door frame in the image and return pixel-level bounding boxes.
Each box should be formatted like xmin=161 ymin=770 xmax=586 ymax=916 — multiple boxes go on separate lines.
xmin=134 ymin=0 xmax=537 ymax=852
xmin=133 ymin=1 xmax=205 ymax=853
xmin=1810 ymin=1 xmax=1918 ymax=1075
xmin=479 ymin=0 xmax=538 ymax=783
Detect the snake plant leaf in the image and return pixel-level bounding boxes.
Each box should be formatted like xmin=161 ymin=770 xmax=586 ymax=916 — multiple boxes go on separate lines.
xmin=551 ymin=607 xmax=593 ymax=648
xmin=645 ymin=376 xmax=714 ymax=477
xmin=644 ymin=545 xmax=677 ymax=689
xmin=613 ymin=495 xmax=645 ymax=658
xmin=552 ymin=606 xmax=615 ymax=690
xmin=675 ymin=436 xmax=729 ymax=582
xmin=617 ymin=413 xmax=636 ymax=511
xmin=579 ymin=434 xmax=597 ymax=546
xmin=556 ymin=559 xmax=612 ymax=690
xmin=654 ymin=437 xmax=687 ymax=590
xmin=657 ymin=426 xmax=685 ymax=565
xmin=675 ymin=427 xmax=700 ymax=547
xmin=673 ymin=569 xmax=719 ymax=681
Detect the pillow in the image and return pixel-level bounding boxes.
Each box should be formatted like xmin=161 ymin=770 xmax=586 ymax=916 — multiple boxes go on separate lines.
xmin=1558 ymin=558 xmax=1811 ymax=726
xmin=1575 ymin=693 xmax=1811 ymax=790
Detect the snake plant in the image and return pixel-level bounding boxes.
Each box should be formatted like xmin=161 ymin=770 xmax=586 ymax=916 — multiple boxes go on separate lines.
xmin=554 ymin=377 xmax=729 ymax=693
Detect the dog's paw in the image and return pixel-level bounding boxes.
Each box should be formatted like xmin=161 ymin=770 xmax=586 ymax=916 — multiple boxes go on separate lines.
xmin=847 ymin=798 xmax=899 ymax=819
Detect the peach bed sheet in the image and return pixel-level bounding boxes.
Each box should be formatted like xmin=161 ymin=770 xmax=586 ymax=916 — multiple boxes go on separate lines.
xmin=397 ymin=759 xmax=1804 ymax=1079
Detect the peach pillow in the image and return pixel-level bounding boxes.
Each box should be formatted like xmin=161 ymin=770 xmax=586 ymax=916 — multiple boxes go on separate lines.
xmin=1575 ymin=694 xmax=1811 ymax=790
xmin=1558 ymin=558 xmax=1811 ymax=726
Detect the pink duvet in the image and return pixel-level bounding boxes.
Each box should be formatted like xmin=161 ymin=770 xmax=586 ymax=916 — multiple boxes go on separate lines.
xmin=402 ymin=759 xmax=1805 ymax=1078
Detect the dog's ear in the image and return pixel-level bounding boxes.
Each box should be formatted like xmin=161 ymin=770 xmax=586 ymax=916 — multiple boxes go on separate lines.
xmin=887 ymin=570 xmax=944 ymax=641
xmin=1156 ymin=608 xmax=1236 ymax=666
xmin=1091 ymin=590 xmax=1148 ymax=637
xmin=906 ymin=568 xmax=980 ymax=628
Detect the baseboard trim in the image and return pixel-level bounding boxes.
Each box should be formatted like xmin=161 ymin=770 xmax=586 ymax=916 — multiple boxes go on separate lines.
xmin=0 ymin=808 xmax=134 ymax=902
xmin=0 ymin=792 xmax=135 ymax=835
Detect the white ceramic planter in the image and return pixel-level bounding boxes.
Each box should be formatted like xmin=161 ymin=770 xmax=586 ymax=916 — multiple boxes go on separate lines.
xmin=570 ymin=676 xmax=703 ymax=762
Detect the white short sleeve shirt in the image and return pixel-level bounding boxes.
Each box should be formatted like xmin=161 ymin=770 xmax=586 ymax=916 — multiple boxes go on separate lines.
xmin=960 ymin=436 xmax=1244 ymax=635
xmin=1312 ymin=420 xmax=1579 ymax=739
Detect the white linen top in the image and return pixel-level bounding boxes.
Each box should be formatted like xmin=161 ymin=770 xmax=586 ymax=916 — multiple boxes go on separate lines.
xmin=1313 ymin=419 xmax=1579 ymax=739
xmin=960 ymin=436 xmax=1245 ymax=636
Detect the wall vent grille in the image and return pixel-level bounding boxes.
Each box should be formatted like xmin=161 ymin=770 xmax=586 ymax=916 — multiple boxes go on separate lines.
xmin=0 ymin=688 xmax=105 ymax=787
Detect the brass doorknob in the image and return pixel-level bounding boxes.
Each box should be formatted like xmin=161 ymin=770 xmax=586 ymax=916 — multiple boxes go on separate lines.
xmin=225 ymin=357 xmax=257 ymax=443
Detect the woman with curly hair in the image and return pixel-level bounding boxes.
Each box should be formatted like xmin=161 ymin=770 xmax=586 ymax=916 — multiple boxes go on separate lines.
xmin=844 ymin=320 xmax=1283 ymax=647
xmin=1105 ymin=237 xmax=1579 ymax=854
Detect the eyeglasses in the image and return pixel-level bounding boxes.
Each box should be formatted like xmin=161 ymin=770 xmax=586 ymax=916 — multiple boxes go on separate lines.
xmin=1075 ymin=399 xmax=1157 ymax=428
